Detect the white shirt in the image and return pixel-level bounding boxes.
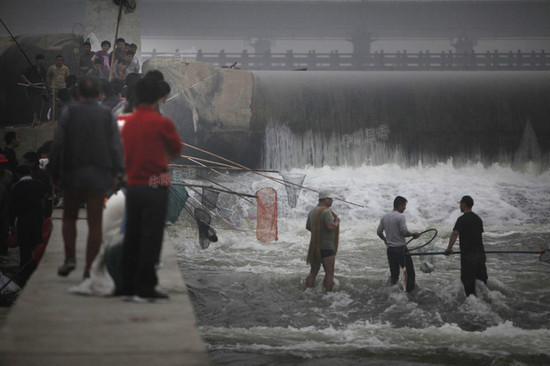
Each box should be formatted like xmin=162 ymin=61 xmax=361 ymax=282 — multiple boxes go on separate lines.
xmin=377 ymin=210 xmax=409 ymax=247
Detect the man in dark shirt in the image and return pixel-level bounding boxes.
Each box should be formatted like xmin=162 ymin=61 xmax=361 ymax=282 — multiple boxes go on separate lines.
xmin=79 ymin=41 xmax=94 ymax=76
xmin=9 ymin=165 xmax=45 ymax=287
xmin=0 ymin=155 xmax=11 ymax=257
xmin=49 ymin=77 xmax=124 ymax=279
xmin=3 ymin=131 xmax=20 ymax=176
xmin=21 ymin=54 xmax=48 ymax=124
xmin=445 ymin=195 xmax=488 ymax=297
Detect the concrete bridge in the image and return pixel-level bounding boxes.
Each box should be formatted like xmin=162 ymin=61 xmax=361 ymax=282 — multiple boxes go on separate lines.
xmin=144 ymin=49 xmax=550 ymax=71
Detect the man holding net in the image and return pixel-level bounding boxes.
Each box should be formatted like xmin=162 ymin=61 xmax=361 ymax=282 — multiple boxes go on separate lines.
xmin=377 ymin=196 xmax=419 ymax=292
xmin=445 ymin=195 xmax=488 ymax=297
xmin=305 ymin=190 xmax=340 ymax=292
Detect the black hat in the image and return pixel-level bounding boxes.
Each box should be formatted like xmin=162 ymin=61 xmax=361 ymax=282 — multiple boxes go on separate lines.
xmin=460 ymin=195 xmax=474 ymax=208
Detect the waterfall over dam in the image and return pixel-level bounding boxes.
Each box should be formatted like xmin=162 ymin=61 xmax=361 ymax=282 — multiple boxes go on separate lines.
xmin=153 ymin=60 xmax=550 ymax=171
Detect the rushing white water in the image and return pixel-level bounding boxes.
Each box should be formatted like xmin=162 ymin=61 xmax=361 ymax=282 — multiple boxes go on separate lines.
xmin=171 ymin=162 xmax=550 ymax=365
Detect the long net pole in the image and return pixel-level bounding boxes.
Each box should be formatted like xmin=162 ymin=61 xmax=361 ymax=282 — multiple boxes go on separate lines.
xmin=182 ymin=143 xmax=366 ymax=208
xmin=109 ymin=1 xmax=124 ymax=82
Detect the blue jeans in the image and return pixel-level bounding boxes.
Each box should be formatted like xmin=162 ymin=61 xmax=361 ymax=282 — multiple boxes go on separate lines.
xmin=387 ymin=246 xmax=416 ymax=292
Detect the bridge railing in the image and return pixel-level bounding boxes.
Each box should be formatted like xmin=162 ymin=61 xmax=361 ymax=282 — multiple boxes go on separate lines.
xmin=142 ymin=50 xmax=549 ymax=71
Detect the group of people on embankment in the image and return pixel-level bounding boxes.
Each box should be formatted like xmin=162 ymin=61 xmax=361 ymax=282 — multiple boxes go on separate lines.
xmin=3 ymin=69 xmax=182 ymax=304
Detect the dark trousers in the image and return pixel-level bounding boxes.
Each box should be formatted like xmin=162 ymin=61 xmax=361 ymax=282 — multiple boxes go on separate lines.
xmin=0 ymin=211 xmax=8 ymax=255
xmin=27 ymin=88 xmax=46 ymax=122
xmin=16 ymin=215 xmax=43 ymax=286
xmin=387 ymin=246 xmax=416 ymax=292
xmin=121 ymin=186 xmax=168 ymax=297
xmin=460 ymin=251 xmax=488 ymax=296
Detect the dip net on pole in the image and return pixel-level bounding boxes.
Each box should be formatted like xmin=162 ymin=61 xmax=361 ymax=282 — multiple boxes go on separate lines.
xmin=256 ymin=187 xmax=278 ymax=242
xmin=279 ymin=172 xmax=306 ymax=208
xmin=201 ymin=187 xmax=220 ymax=210
xmin=194 ymin=207 xmax=218 ymax=249
xmin=167 ymin=184 xmax=189 ymax=223
xmin=407 ymin=229 xmax=438 ymax=273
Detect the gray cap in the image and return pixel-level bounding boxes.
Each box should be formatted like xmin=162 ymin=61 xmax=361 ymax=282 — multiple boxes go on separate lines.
xmin=319 ymin=190 xmax=332 ymax=200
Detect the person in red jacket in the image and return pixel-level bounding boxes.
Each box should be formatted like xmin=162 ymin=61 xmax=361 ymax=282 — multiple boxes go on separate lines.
xmin=120 ymin=72 xmax=182 ymax=302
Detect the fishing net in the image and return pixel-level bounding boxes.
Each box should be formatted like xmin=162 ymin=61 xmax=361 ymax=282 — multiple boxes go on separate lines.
xmin=256 ymin=187 xmax=278 ymax=242
xmin=280 ymin=172 xmax=306 ymax=208
xmin=201 ymin=188 xmax=220 ymax=210
xmin=408 ymin=229 xmax=438 ymax=252
xmin=194 ymin=207 xmax=218 ymax=249
xmin=407 ymin=229 xmax=438 ymax=273
xmin=167 ymin=184 xmax=189 ymax=223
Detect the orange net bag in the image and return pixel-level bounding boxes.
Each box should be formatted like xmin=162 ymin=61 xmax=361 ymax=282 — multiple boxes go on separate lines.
xmin=256 ymin=187 xmax=278 ymax=242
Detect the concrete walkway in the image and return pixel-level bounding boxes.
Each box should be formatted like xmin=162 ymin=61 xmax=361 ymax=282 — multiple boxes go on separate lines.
xmin=0 ymin=210 xmax=210 ymax=366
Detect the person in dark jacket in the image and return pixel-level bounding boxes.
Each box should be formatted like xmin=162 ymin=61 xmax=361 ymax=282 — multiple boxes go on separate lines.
xmin=3 ymin=131 xmax=20 ymax=176
xmin=9 ymin=165 xmax=45 ymax=286
xmin=49 ymin=77 xmax=124 ymax=279
xmin=23 ymin=151 xmax=52 ymax=218
xmin=0 ymin=155 xmax=12 ymax=257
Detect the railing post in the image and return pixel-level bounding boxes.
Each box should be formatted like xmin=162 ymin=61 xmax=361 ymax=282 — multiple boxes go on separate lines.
xmin=285 ymin=50 xmax=294 ymax=69
xmin=307 ymin=50 xmax=317 ymax=70
xmin=241 ymin=49 xmax=249 ymax=68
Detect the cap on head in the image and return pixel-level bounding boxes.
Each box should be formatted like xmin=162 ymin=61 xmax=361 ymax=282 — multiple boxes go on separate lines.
xmin=319 ymin=190 xmax=332 ymax=200
xmin=460 ymin=195 xmax=474 ymax=208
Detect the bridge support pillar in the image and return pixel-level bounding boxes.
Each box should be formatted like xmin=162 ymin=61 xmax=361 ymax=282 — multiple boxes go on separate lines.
xmin=451 ymin=35 xmax=477 ymax=54
xmin=349 ymin=32 xmax=374 ymax=55
xmin=250 ymin=38 xmax=272 ymax=54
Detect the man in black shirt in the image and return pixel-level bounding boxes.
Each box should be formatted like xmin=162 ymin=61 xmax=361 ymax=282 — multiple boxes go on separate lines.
xmin=21 ymin=54 xmax=48 ymax=124
xmin=3 ymin=131 xmax=20 ymax=176
xmin=445 ymin=195 xmax=488 ymax=296
xmin=9 ymin=165 xmax=45 ymax=287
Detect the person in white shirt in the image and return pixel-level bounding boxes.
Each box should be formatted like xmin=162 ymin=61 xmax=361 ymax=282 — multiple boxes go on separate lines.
xmin=377 ymin=196 xmax=419 ymax=292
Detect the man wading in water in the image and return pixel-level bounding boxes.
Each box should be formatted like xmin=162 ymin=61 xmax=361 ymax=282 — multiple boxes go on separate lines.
xmin=377 ymin=196 xmax=419 ymax=292
xmin=445 ymin=195 xmax=488 ymax=297
xmin=305 ymin=190 xmax=340 ymax=292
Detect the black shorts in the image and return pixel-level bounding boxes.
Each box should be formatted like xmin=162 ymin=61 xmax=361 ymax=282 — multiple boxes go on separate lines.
xmin=321 ymin=249 xmax=336 ymax=258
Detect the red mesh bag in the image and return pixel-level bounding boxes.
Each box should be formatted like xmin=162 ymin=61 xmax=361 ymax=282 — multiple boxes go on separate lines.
xmin=256 ymin=187 xmax=278 ymax=242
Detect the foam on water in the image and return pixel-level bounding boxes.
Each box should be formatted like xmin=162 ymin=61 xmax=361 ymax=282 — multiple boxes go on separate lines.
xmin=172 ymin=162 xmax=550 ymax=365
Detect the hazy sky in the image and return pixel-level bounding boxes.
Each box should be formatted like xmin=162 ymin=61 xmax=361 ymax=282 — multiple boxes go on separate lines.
xmin=1 ymin=0 xmax=548 ymax=55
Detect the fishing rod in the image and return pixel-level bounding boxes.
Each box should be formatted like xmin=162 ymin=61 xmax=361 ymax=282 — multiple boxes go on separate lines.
xmin=409 ymin=250 xmax=550 ymax=263
xmin=182 ymin=155 xmax=260 ymax=172
xmin=108 ymin=0 xmax=124 ymax=82
xmin=182 ymin=143 xmax=367 ymax=208
xmin=170 ymin=162 xmax=280 ymax=174
xmin=182 ymin=156 xmax=255 ymax=203
xmin=17 ymin=83 xmax=46 ymax=90
xmin=0 ymin=17 xmax=47 ymax=87
xmin=172 ymin=182 xmax=256 ymax=198
xmin=181 ymin=184 xmax=245 ymax=233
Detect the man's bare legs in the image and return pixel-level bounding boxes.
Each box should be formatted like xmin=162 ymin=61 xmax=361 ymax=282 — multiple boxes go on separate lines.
xmin=321 ymin=255 xmax=335 ymax=292
xmin=306 ymin=262 xmax=321 ymax=288
xmin=61 ymin=190 xmax=80 ymax=265
xmin=84 ymin=191 xmax=104 ymax=275
xmin=60 ymin=188 xmax=104 ymax=277
xmin=305 ymin=255 xmax=335 ymax=292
